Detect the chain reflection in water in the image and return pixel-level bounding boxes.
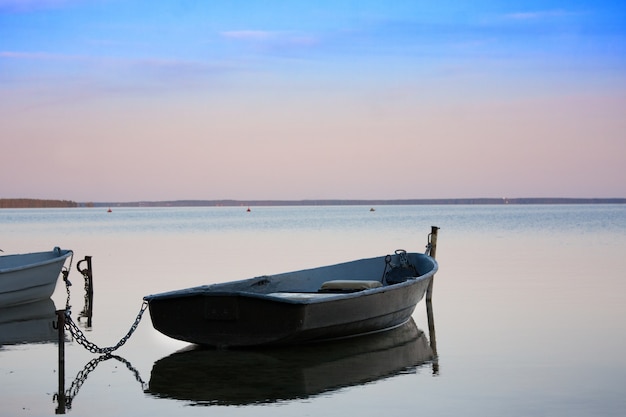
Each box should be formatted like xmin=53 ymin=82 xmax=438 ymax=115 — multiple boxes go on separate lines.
xmin=55 ymin=353 xmax=147 ymax=411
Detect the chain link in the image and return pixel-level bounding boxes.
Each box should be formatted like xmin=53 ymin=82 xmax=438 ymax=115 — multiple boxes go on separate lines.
xmin=61 ymin=251 xmax=74 ymax=311
xmin=64 ymin=300 xmax=149 ymax=354
xmin=60 ymin=255 xmax=149 ymax=354
xmin=55 ymin=353 xmax=148 ymax=410
xmin=395 ymin=249 xmax=409 ymax=267
xmin=54 ymin=254 xmax=150 ymax=410
xmin=62 ymin=267 xmax=72 ymax=311
xmin=426 ymin=230 xmax=436 ymax=256
xmin=78 ymin=269 xmax=91 ymax=319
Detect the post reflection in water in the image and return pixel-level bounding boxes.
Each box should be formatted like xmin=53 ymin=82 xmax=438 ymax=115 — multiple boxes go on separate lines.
xmin=146 ymin=306 xmax=438 ymax=406
xmin=426 ymin=299 xmax=438 ymax=375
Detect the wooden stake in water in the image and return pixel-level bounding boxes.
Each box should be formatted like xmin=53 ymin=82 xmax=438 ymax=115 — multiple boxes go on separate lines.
xmin=55 ymin=310 xmax=66 ymax=414
xmin=426 ymin=226 xmax=439 ymax=302
xmin=425 ymin=226 xmax=439 ymax=373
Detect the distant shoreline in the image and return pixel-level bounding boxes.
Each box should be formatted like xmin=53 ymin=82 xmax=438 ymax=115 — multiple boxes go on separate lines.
xmin=2 ymin=197 xmax=626 ymax=208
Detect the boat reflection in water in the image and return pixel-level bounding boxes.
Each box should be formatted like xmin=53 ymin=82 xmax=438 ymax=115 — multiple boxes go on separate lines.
xmin=147 ymin=318 xmax=436 ymax=406
xmin=0 ymin=298 xmax=57 ymax=346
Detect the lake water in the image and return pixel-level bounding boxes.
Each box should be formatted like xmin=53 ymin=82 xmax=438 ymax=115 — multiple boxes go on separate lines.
xmin=1 ymin=204 xmax=625 ymax=416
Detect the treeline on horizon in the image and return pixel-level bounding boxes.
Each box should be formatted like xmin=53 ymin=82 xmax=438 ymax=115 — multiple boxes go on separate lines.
xmin=2 ymin=198 xmax=626 ymax=209
xmin=0 ymin=198 xmax=79 ymax=208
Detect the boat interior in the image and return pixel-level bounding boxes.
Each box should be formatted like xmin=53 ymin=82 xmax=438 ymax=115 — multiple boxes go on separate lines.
xmin=147 ymin=251 xmax=436 ymax=303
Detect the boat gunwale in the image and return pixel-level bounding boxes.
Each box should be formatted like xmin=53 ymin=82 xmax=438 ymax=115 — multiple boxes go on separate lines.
xmin=0 ymin=248 xmax=73 ymax=274
xmin=144 ymin=255 xmax=438 ymax=305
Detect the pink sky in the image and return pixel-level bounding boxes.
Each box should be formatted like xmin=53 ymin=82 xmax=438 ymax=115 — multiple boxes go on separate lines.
xmin=4 ymin=85 xmax=624 ymax=202
xmin=2 ymin=1 xmax=625 ymax=202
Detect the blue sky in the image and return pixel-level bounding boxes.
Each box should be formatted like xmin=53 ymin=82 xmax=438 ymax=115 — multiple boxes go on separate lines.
xmin=3 ymin=1 xmax=623 ymax=91
xmin=1 ymin=1 xmax=625 ymax=201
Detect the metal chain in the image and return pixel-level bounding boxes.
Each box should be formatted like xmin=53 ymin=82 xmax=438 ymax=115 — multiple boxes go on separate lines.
xmin=64 ymin=300 xmax=149 ymax=354
xmin=62 ymin=268 xmax=72 ymax=311
xmin=395 ymin=249 xmax=409 ymax=267
xmin=56 ymin=353 xmax=148 ymax=410
xmin=426 ymin=230 xmax=435 ymax=256
xmin=79 ymin=269 xmax=90 ymax=318
xmin=61 ymin=251 xmax=74 ymax=311
xmin=113 ymin=353 xmax=148 ymax=388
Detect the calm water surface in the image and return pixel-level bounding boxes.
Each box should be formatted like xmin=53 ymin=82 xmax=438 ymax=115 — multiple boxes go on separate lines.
xmin=1 ymin=205 xmax=625 ymax=416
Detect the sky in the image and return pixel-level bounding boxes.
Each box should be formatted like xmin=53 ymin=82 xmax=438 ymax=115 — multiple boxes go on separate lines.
xmin=1 ymin=0 xmax=625 ymax=202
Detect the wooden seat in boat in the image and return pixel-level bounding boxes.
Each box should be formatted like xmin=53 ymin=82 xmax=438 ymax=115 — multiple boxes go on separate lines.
xmin=319 ymin=280 xmax=382 ymax=292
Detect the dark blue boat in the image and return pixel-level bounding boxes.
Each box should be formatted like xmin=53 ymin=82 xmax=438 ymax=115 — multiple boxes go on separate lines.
xmin=145 ymin=244 xmax=438 ymax=348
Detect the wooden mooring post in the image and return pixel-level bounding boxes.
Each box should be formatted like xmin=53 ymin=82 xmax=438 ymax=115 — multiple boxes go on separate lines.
xmin=425 ymin=226 xmax=439 ymax=374
xmin=426 ymin=226 xmax=439 ymax=302
xmin=55 ymin=310 xmax=66 ymax=414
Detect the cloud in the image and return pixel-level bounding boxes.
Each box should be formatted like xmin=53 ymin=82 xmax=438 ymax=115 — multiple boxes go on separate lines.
xmin=0 ymin=0 xmax=78 ymax=12
xmin=0 ymin=50 xmax=89 ymax=61
xmin=220 ymin=30 xmax=276 ymax=41
xmin=503 ymin=9 xmax=577 ymax=21
xmin=0 ymin=48 xmax=240 ymax=100
xmin=0 ymin=49 xmax=225 ymax=70
xmin=220 ymin=30 xmax=319 ymax=48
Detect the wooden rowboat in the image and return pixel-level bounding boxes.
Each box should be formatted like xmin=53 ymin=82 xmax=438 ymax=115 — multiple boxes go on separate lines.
xmin=144 ymin=243 xmax=438 ymax=347
xmin=0 ymin=247 xmax=73 ymax=307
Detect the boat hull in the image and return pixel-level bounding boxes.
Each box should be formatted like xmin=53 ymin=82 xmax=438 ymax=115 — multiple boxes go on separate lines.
xmin=0 ymin=247 xmax=73 ymax=307
xmin=145 ymin=252 xmax=437 ymax=347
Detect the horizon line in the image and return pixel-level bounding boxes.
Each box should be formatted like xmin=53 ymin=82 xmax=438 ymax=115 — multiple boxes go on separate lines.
xmin=2 ymin=197 xmax=626 ymax=209
xmin=84 ymin=197 xmax=626 ymax=206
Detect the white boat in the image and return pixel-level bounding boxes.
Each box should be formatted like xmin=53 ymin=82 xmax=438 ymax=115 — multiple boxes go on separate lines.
xmin=0 ymin=247 xmax=73 ymax=307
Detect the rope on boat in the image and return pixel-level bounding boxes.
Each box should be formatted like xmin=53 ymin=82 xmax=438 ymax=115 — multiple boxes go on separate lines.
xmin=63 ymin=300 xmax=149 ymax=354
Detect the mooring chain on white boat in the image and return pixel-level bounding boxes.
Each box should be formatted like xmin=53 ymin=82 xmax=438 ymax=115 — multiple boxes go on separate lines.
xmin=63 ymin=300 xmax=149 ymax=354
xmin=60 ymin=251 xmax=75 ymax=311
xmin=62 ymin=270 xmax=72 ymax=311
